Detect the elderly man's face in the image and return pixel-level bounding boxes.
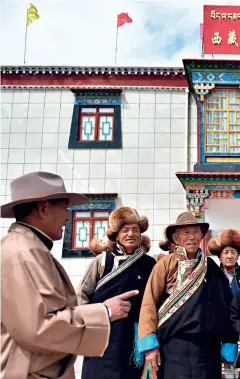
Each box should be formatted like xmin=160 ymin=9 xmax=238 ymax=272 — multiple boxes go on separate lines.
xmin=117 ymin=223 xmax=141 ymax=254
xmin=220 ymin=246 xmax=238 ymax=269
xmin=173 ymin=226 xmax=202 ymax=255
xmin=41 ymin=200 xmax=69 ymax=241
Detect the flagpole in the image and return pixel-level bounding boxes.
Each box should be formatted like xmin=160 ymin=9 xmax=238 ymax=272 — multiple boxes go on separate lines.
xmin=23 ymin=12 xmax=28 ymax=64
xmin=114 ymin=23 xmax=119 ymax=65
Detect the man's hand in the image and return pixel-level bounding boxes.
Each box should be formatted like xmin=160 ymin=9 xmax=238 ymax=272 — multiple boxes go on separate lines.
xmin=104 ymin=290 xmax=139 ymax=322
xmin=145 ymin=348 xmax=161 ymax=371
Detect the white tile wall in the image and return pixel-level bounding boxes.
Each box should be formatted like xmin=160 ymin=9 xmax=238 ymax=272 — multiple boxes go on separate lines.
xmin=12 ymin=104 xmax=28 ymax=118
xmin=122 ymin=148 xmax=138 ymax=163
xmin=1 ymin=150 xmax=8 ymax=164
xmin=90 ymin=150 xmax=106 ymax=163
xmin=123 ymin=118 xmax=139 ymax=133
xmin=155 ymin=104 xmax=170 ymax=118
xmin=27 ymin=118 xmax=43 ymax=133
xmin=122 ymin=163 xmax=138 ymax=178
xmin=138 ymin=148 xmax=155 ymax=163
xmin=1 ymin=88 xmax=192 ymax=376
xmin=0 ymin=88 xmax=189 ymax=248
xmin=189 ymin=96 xmax=198 ymax=168
xmin=1 ymin=119 xmax=11 ymax=133
xmin=11 ymin=118 xmax=27 ymax=133
xmin=29 ymin=90 xmax=45 ymax=103
xmin=106 ymin=150 xmax=122 ymax=163
xmin=155 ymin=134 xmax=170 ymax=148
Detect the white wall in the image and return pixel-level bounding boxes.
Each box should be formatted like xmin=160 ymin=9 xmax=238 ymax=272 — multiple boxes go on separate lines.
xmin=205 ymin=198 xmax=240 ymax=230
xmin=1 ymin=87 xmax=191 ymax=377
xmin=0 ymin=88 xmax=189 ymax=269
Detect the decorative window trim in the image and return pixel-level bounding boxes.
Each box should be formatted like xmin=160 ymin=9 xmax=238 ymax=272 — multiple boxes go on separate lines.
xmin=75 ymin=98 xmax=121 ymax=106
xmin=62 ymin=193 xmax=117 ymax=258
xmin=200 ymin=86 xmax=240 ymax=164
xmin=79 ymin=106 xmax=115 ymax=142
xmin=72 ymin=210 xmax=110 ymax=250
xmin=68 ymin=90 xmax=122 ymax=149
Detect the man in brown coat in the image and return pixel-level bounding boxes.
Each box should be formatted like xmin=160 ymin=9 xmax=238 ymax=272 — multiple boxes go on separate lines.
xmin=1 ymin=172 xmax=138 ymax=379
xmin=138 ymin=212 xmax=238 ymax=379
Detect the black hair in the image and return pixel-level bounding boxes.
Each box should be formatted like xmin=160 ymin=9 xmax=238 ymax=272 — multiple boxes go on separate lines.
xmin=13 ymin=202 xmax=38 ymax=221
xmin=13 ymin=198 xmax=68 ymax=221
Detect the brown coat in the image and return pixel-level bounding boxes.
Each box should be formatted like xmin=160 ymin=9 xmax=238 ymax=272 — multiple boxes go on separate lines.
xmin=138 ymin=252 xmax=186 ymax=339
xmin=1 ymin=223 xmax=110 ymax=379
xmin=76 ymin=254 xmax=102 ymax=305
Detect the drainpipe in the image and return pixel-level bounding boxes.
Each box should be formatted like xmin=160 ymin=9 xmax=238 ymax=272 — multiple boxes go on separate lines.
xmin=184 ymin=88 xmax=190 ymax=171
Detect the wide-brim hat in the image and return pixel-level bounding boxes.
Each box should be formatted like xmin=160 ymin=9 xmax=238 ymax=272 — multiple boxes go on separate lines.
xmin=1 ymin=171 xmax=88 ymax=218
xmin=208 ymin=230 xmax=240 ymax=256
xmin=166 ymin=212 xmax=209 ymax=244
xmin=107 ymin=207 xmax=148 ymax=241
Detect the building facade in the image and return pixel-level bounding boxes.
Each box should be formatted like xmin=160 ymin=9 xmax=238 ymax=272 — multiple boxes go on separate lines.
xmin=1 ymin=61 xmax=240 ymax=377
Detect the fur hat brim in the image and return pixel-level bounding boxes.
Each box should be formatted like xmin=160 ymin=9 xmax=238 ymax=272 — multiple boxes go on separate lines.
xmin=159 ymin=240 xmax=171 ymax=251
xmin=90 ymin=234 xmax=151 ymax=255
xmin=208 ymin=230 xmax=240 ymax=256
xmin=107 ymin=207 xmax=149 ymax=241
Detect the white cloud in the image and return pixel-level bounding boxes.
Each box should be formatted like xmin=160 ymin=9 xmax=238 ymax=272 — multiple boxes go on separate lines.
xmin=1 ymin=0 xmax=240 ymax=67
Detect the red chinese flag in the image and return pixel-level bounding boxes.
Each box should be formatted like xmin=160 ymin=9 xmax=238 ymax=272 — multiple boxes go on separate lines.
xmin=117 ymin=12 xmax=132 ymax=28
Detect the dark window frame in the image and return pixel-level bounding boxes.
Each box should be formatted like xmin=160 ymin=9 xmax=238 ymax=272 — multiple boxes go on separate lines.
xmin=62 ymin=196 xmax=117 ymax=258
xmin=68 ymin=96 xmax=122 ymax=149
xmin=72 ymin=210 xmax=110 ymax=250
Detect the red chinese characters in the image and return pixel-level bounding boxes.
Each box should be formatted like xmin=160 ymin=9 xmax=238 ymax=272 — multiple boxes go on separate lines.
xmin=203 ymin=5 xmax=240 ymax=54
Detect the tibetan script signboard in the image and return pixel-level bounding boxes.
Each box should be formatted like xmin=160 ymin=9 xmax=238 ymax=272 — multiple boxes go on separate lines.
xmin=203 ymin=5 xmax=240 ymax=54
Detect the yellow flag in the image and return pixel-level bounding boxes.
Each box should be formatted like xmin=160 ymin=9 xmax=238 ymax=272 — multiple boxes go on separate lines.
xmin=27 ymin=3 xmax=40 ymax=26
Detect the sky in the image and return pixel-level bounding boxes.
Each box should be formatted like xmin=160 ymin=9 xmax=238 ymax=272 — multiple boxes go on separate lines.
xmin=1 ymin=0 xmax=240 ymax=67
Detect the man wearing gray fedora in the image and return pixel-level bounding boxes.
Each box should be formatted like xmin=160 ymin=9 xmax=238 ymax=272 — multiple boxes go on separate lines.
xmin=1 ymin=171 xmax=138 ymax=379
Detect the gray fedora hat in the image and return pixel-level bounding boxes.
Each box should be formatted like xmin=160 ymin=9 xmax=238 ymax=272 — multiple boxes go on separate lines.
xmin=1 ymin=171 xmax=88 ymax=218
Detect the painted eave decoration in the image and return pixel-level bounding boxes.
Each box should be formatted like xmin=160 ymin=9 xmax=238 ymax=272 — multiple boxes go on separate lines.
xmin=183 ymin=58 xmax=240 ymax=98
xmin=69 ymin=193 xmax=118 ymax=210
xmin=176 ymin=171 xmax=240 ymax=189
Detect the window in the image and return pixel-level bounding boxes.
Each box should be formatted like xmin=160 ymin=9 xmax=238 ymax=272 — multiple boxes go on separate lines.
xmin=68 ymin=90 xmax=122 ymax=149
xmin=204 ymin=89 xmax=240 ymax=154
xmin=61 ymin=193 xmax=117 ymax=258
xmin=79 ymin=107 xmax=114 ymax=141
xmin=72 ymin=211 xmax=109 ymax=249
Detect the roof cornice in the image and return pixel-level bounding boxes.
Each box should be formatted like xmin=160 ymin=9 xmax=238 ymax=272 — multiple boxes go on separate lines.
xmin=1 ymin=65 xmax=185 ymax=76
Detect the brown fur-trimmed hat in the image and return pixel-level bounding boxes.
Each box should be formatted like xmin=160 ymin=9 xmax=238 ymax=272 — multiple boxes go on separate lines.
xmin=140 ymin=234 xmax=151 ymax=253
xmin=89 ymin=233 xmax=115 ymax=255
xmin=159 ymin=227 xmax=172 ymax=252
xmin=90 ymin=233 xmax=151 ymax=255
xmin=107 ymin=207 xmax=149 ymax=241
xmin=208 ymin=230 xmax=240 ymax=256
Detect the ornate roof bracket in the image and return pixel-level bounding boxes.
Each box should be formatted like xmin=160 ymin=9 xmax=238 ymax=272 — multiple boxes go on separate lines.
xmin=176 ymin=172 xmax=240 ymax=221
xmin=193 ymin=83 xmax=215 ymax=101
xmin=186 ymin=188 xmax=209 ymax=221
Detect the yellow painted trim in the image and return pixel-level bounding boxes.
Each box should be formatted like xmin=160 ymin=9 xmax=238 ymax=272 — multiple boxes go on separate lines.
xmin=206 ymin=157 xmax=240 ymax=162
